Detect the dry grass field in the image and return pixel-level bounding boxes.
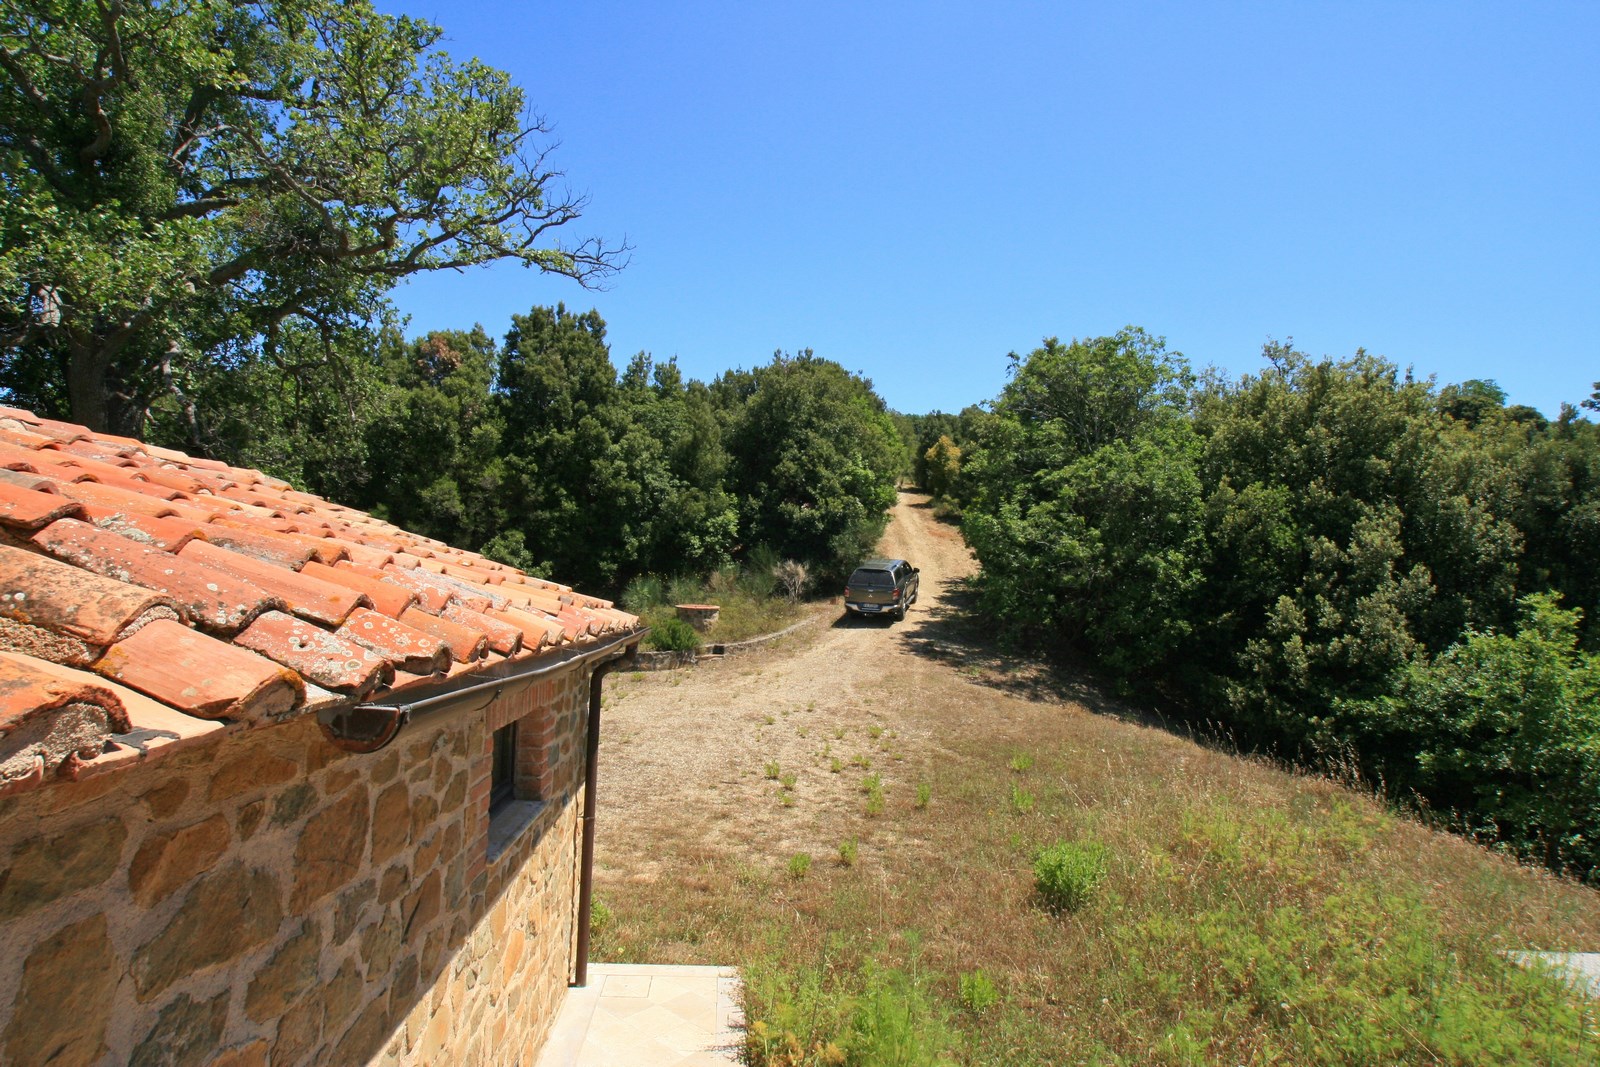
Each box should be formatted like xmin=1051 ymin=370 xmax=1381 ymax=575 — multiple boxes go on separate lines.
xmin=591 ymin=491 xmax=1600 ymax=1065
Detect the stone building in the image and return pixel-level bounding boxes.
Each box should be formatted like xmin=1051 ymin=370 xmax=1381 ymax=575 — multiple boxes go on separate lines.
xmin=0 ymin=405 xmax=644 ymax=1065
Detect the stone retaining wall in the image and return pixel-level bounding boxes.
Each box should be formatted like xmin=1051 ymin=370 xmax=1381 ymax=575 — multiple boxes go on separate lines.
xmin=0 ymin=663 xmax=595 ymax=1066
xmin=633 ymin=610 xmax=828 ymax=671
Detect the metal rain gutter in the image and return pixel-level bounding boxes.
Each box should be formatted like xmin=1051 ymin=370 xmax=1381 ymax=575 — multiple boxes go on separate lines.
xmin=320 ymin=629 xmax=644 ymax=751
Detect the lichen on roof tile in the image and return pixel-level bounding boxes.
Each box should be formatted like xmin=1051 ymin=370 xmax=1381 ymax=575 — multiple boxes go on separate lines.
xmin=235 ymin=610 xmax=390 ymax=697
xmin=33 ymin=517 xmax=282 ymax=633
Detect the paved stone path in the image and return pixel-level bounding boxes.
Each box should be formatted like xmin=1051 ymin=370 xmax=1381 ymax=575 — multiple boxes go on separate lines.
xmin=534 ymin=963 xmax=742 ymax=1067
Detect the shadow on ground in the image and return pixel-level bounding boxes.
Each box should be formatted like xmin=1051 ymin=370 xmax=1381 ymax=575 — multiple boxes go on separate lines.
xmin=880 ymin=575 xmax=1159 ymax=725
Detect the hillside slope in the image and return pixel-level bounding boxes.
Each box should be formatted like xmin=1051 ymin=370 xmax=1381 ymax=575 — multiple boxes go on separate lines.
xmin=593 ymin=490 xmax=1600 ymax=1064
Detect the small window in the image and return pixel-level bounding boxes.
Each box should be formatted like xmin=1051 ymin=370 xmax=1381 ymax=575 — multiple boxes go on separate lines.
xmin=490 ymin=722 xmax=518 ymax=813
xmin=487 ymin=715 xmax=545 ymax=862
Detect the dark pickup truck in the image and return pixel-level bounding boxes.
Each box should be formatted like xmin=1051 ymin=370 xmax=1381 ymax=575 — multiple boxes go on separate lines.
xmin=843 ymin=558 xmax=920 ymax=621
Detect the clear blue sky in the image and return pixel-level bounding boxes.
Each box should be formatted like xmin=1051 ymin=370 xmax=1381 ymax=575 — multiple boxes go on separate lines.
xmin=382 ymin=1 xmax=1598 ymax=418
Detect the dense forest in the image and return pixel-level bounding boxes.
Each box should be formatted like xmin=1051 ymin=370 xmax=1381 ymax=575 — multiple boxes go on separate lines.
xmin=922 ymin=330 xmax=1600 ymax=878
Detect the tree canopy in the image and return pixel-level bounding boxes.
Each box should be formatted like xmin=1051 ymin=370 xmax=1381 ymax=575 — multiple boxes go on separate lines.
xmin=956 ymin=331 xmax=1600 ymax=876
xmin=0 ymin=0 xmax=622 ymax=433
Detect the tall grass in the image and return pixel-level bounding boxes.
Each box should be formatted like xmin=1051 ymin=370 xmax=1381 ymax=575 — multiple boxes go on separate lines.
xmin=622 ymin=558 xmax=808 ymax=644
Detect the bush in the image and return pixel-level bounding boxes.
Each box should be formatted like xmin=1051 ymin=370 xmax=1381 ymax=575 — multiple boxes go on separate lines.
xmin=647 ymin=617 xmax=702 ymax=652
xmin=787 ymin=853 xmax=812 ymax=879
xmin=620 ymin=574 xmax=664 ymax=611
xmin=1034 ymin=840 xmax=1109 ymax=913
xmin=666 ymin=575 xmax=705 ymax=607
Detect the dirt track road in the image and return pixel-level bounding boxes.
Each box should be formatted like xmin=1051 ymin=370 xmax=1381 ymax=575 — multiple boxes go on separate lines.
xmin=594 ymin=489 xmax=1072 ymax=891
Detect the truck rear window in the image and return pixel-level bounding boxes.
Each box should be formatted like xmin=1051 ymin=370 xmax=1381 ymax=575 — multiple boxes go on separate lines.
xmin=850 ymin=570 xmax=894 ymax=588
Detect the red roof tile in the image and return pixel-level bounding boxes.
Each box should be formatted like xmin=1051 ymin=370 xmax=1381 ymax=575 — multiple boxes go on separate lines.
xmin=442 ymin=603 xmax=524 ymax=657
xmin=399 ymin=606 xmax=489 ymax=663
xmin=303 ymin=561 xmax=416 ymax=618
xmin=178 ymin=540 xmax=367 ymax=627
xmin=0 ymin=405 xmax=640 ymax=797
xmin=234 ymin=611 xmax=390 ymax=697
xmin=0 ymin=481 xmax=84 ymax=531
xmin=33 ymin=518 xmax=281 ymax=633
xmin=74 ymin=505 xmax=204 ymax=552
xmin=336 ymin=608 xmax=451 ymax=675
xmin=0 ymin=544 xmax=182 ymax=647
xmin=94 ymin=619 xmax=304 ymax=721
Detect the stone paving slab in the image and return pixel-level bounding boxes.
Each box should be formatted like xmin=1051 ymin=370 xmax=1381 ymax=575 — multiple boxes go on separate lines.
xmin=1507 ymin=952 xmax=1600 ymax=997
xmin=535 ymin=964 xmax=742 ymax=1067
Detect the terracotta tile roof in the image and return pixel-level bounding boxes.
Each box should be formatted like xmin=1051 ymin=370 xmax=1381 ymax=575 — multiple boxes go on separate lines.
xmin=0 ymin=406 xmax=641 ymax=795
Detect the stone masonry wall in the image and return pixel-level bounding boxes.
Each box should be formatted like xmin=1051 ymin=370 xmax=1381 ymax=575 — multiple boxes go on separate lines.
xmin=0 ymin=661 xmax=596 ymax=1067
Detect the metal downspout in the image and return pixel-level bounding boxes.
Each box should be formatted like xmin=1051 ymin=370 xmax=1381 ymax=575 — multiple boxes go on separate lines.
xmin=573 ymin=644 xmax=638 ymax=987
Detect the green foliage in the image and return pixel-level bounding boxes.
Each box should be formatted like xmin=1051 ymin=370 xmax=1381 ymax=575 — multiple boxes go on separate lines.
xmin=1115 ymin=883 xmax=1596 ymax=1064
xmin=1348 ymin=594 xmax=1600 ymax=872
xmin=922 ymin=435 xmax=962 ymax=499
xmin=962 ymin=330 xmax=1600 ymax=876
xmin=647 ymin=617 xmax=702 ymax=653
xmin=787 ymin=853 xmax=812 ymax=880
xmin=0 ymin=0 xmax=617 ymax=435
xmin=589 ymin=898 xmax=613 ymax=938
xmin=620 ymin=576 xmax=666 ymax=612
xmin=957 ymin=970 xmax=999 ymax=1015
xmin=1033 ymin=841 xmax=1110 ymax=913
xmin=744 ymin=953 xmax=959 ymax=1067
xmin=837 ymin=838 xmax=859 ymax=867
xmin=721 ymin=351 xmax=903 ymax=579
xmin=1008 ymin=783 xmax=1035 ymax=815
xmin=963 ymin=329 xmax=1205 ymax=674
xmin=915 ymin=783 xmax=931 ymax=809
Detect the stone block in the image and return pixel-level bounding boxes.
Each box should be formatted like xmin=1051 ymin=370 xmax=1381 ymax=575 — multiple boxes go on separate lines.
xmin=370 ymin=781 xmax=411 ymax=866
xmin=272 ymin=995 xmax=324 ymax=1066
xmin=141 ymin=778 xmax=189 ymax=818
xmin=245 ymin=917 xmax=322 ymax=1022
xmin=330 ymin=991 xmax=391 ymax=1066
xmin=207 ymin=753 xmax=298 ymax=802
xmin=210 ymin=1040 xmax=269 ymax=1067
xmin=324 ymin=955 xmax=363 ymax=1032
xmin=128 ymin=813 xmax=230 ymax=907
xmin=270 ymin=782 xmax=317 ymax=828
xmin=130 ymin=990 xmax=228 ymax=1067
xmin=0 ymin=815 xmax=126 ymax=920
xmin=291 ymin=783 xmax=369 ymax=910
xmin=131 ymin=863 xmax=283 ymax=1001
xmin=2 ymin=913 xmax=116 ymax=1067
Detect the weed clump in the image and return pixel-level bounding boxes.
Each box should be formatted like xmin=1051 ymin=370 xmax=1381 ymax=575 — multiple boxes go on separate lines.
xmin=1034 ymin=840 xmax=1109 ymax=913
xmin=958 ymin=969 xmax=998 ymax=1014
xmin=787 ymin=853 xmax=812 ymax=879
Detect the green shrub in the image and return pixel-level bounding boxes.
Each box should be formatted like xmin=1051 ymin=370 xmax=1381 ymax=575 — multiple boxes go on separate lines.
xmin=666 ymin=575 xmax=705 ymax=607
xmin=646 ymin=616 xmax=702 ymax=652
xmin=958 ymin=969 xmax=998 ymax=1014
xmin=915 ymin=782 xmax=932 ymax=809
xmin=619 ymin=574 xmax=664 ymax=611
xmin=589 ymin=897 xmax=613 ymax=938
xmin=1009 ymin=782 xmax=1035 ymax=815
xmin=764 ymin=760 xmax=781 ymax=780
xmin=787 ymin=853 xmax=812 ymax=879
xmin=1034 ymin=840 xmax=1110 ymax=913
xmin=838 ymin=838 xmax=859 ymax=867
